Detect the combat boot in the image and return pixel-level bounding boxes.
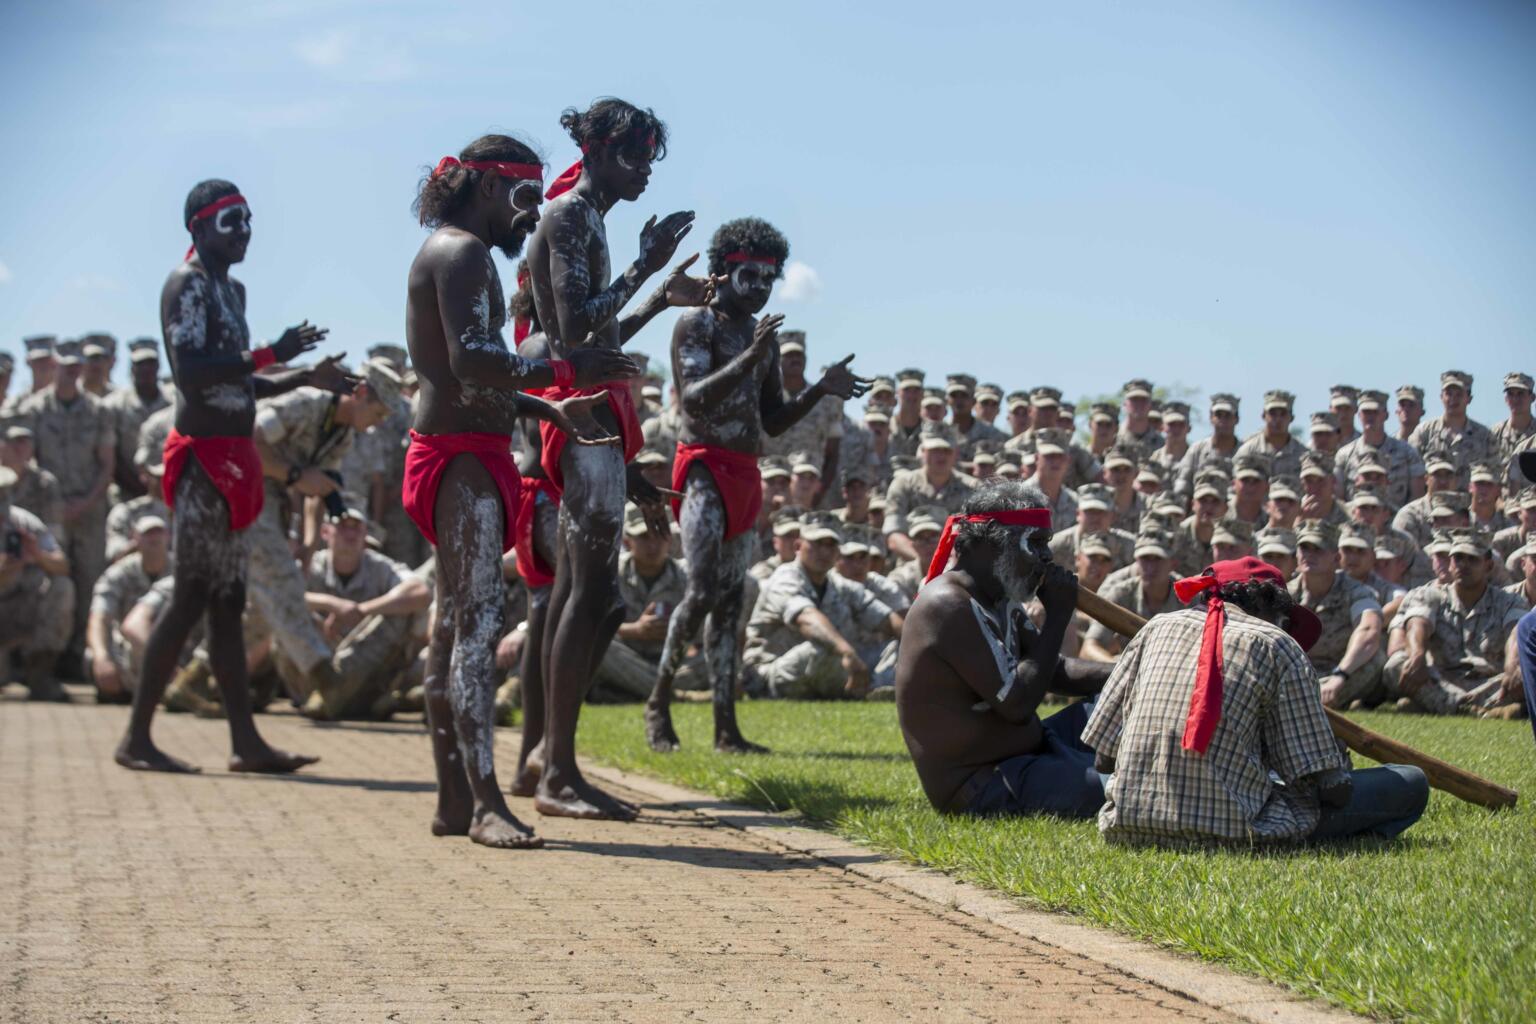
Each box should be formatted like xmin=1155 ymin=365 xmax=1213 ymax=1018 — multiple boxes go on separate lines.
xmin=24 ymin=652 xmax=69 ymax=702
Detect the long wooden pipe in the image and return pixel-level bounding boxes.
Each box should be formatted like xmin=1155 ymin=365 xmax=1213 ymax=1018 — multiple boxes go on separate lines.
xmin=1074 ymin=584 xmax=1519 ymax=811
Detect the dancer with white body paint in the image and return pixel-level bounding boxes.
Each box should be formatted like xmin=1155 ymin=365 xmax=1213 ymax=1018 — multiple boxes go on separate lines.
xmin=645 ymin=218 xmax=872 ymax=753
xmin=525 ymin=97 xmax=717 ymax=819
xmin=404 ymin=134 xmax=638 ymax=849
xmin=116 ymin=179 xmax=350 ymax=774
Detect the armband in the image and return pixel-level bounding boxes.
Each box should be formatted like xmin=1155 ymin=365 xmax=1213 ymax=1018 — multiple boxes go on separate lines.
xmin=548 ymin=358 xmax=575 ymax=387
xmin=251 ymin=346 xmax=277 ymax=370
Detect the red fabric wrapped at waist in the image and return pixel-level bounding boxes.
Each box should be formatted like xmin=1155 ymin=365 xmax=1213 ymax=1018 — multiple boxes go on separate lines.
xmin=538 ymin=383 xmax=643 ymax=495
xmin=402 ymin=431 xmax=522 ymax=553
xmin=514 ymin=476 xmax=560 ymax=588
xmin=161 ymin=428 xmax=264 ymax=531
xmin=672 ymin=443 xmax=763 ymax=541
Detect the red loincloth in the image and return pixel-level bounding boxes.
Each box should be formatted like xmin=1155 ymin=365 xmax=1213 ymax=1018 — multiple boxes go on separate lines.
xmin=538 ymin=383 xmax=643 ymax=494
xmin=402 ymin=431 xmax=522 ymax=553
xmin=161 ymin=429 xmax=264 ymax=531
xmin=671 ymin=443 xmax=763 ymax=541
xmin=514 ymin=475 xmax=560 ymax=588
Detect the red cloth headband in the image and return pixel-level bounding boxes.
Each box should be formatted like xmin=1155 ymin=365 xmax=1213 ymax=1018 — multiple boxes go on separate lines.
xmin=924 ymin=508 xmax=1053 ymax=583
xmin=433 ymin=157 xmax=544 ymax=183
xmin=724 ymin=252 xmax=779 ymax=267
xmin=545 ymin=132 xmax=658 ymax=200
xmin=185 ymin=193 xmax=248 ymax=260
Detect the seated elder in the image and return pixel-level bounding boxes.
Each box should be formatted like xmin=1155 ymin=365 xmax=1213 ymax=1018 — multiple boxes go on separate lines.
xmin=1082 ymin=557 xmax=1428 ymax=846
xmin=895 ymin=480 xmax=1112 ymax=818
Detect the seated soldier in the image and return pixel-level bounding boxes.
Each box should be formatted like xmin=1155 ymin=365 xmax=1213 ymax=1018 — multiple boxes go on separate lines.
xmin=1492 ymin=488 xmax=1536 ymax=577
xmin=1384 ymin=528 xmax=1527 ymax=716
xmin=1289 ymin=520 xmax=1385 ymax=709
xmin=1062 ymin=531 xmax=1116 ymax=658
xmin=743 ymin=512 xmax=903 ymax=699
xmin=1265 ymin=475 xmax=1302 ymax=531
xmin=832 ymin=523 xmax=908 ymax=691
xmin=750 ymin=506 xmax=803 ymax=581
xmin=86 ymin=514 xmax=171 ymax=704
xmin=1173 ymin=470 xmax=1229 ymax=576
xmin=1229 ymin=453 xmax=1271 ymax=529
xmin=1352 ymin=485 xmax=1434 ymax=587
xmin=1256 ymin=526 xmax=1299 ymax=580
xmin=1083 ymin=557 xmax=1428 ymax=846
xmin=289 ymin=508 xmax=432 ymax=720
xmin=886 ymin=505 xmax=945 ymax=603
xmin=0 ymin=466 xmax=74 ymax=700
xmin=758 ymin=456 xmax=792 ymax=511
xmin=1080 ymin=526 xmax=1181 ymax=661
xmin=634 ymin=445 xmax=671 ymax=491
xmin=1210 ymin=515 xmax=1255 ymax=563
xmin=105 ymin=463 xmax=171 ymax=564
xmin=1507 ymin=538 xmax=1536 ymax=610
xmin=788 ymin=451 xmax=822 ymax=510
xmin=1 ymin=425 xmax=63 ymax=534
xmin=896 ymin=480 xmax=1112 ymax=817
xmin=1339 ymin=522 xmax=1407 ymax=610
xmin=1048 ymin=483 xmax=1135 ymax=571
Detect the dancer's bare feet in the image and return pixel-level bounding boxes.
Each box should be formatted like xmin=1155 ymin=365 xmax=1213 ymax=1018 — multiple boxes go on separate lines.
xmin=115 ymin=737 xmax=201 ymax=774
xmin=228 ymin=745 xmax=320 ymax=774
xmin=509 ymin=742 xmax=544 ymax=797
xmin=467 ymin=808 xmax=544 ymax=849
xmin=715 ymin=731 xmax=770 ymax=755
xmin=431 ymin=788 xmax=472 ymax=836
xmin=644 ymin=701 xmax=681 ymax=753
xmin=535 ymin=768 xmax=639 ymax=821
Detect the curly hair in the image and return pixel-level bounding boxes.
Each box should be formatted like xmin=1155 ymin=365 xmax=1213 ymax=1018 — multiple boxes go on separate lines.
xmin=952 ymin=480 xmax=1049 ymax=557
xmin=413 ymin=134 xmax=543 ymax=228
xmin=183 ymin=179 xmax=240 ymax=229
xmin=1200 ymin=580 xmax=1298 ymax=629
xmin=559 ymin=98 xmax=668 ymax=159
xmin=707 ymin=217 xmax=790 ymax=279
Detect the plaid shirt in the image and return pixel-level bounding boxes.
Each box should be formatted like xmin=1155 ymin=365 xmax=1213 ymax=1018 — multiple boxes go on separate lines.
xmin=1082 ymin=605 xmax=1346 ymax=846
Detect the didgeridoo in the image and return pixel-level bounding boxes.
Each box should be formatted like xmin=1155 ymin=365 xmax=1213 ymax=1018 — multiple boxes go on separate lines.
xmin=1074 ymin=584 xmax=1519 ymax=811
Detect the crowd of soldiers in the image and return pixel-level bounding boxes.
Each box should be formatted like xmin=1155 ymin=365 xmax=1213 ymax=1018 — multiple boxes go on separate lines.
xmin=2 ymin=326 xmax=1532 ymax=724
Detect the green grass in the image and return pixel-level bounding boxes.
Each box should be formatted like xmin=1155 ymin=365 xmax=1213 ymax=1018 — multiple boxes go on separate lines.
xmin=576 ymin=702 xmax=1536 ymax=1023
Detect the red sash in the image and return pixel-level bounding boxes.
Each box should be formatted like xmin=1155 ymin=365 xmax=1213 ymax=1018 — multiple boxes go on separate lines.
xmin=161 ymin=429 xmax=263 ymax=532
xmin=672 ymin=443 xmax=763 ymax=541
xmin=538 ymin=383 xmax=643 ymax=495
xmin=401 ymin=431 xmax=521 ymax=553
xmin=514 ymin=475 xmax=560 ymax=588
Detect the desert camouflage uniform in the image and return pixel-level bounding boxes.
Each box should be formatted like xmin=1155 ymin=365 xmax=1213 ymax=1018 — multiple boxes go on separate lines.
xmin=1407 ymin=417 xmax=1494 ymax=488
xmin=1172 ymin=437 xmax=1241 ymax=501
xmin=743 ymin=559 xmax=893 ymax=698
xmin=759 ymin=384 xmax=844 ymax=466
xmin=593 ymin=552 xmax=697 ymax=700
xmin=1235 ymin=432 xmax=1307 ymax=482
xmin=1288 ymin=571 xmax=1385 ymax=704
xmin=1050 ymin=524 xmax=1137 ymax=570
xmin=0 ymin=506 xmax=75 ymax=660
xmin=955 ymin=417 xmax=1008 ymax=462
xmin=1083 ymin=573 xmax=1182 ymax=649
xmin=105 ymin=493 xmax=172 ymax=564
xmin=1004 ymin=430 xmax=1101 ymax=489
xmin=9 ymin=462 xmax=63 ymax=534
xmin=1115 ymin=425 xmax=1164 ymax=453
xmin=1334 ymin=435 xmax=1424 ymax=507
xmin=1384 ymin=581 xmax=1525 ymax=713
xmin=883 ymin=468 xmax=977 ymax=537
xmin=133 ymin=404 xmax=175 ymax=472
xmin=102 ymin=382 xmax=172 ymax=495
xmin=86 ymin=552 xmax=167 ymax=693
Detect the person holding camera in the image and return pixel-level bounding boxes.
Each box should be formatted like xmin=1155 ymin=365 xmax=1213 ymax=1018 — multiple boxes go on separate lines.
xmin=249 ymin=358 xmax=406 ymax=708
xmin=0 ymin=465 xmax=75 ymax=700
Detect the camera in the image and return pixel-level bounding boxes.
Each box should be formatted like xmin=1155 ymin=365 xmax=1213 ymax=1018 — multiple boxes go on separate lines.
xmin=322 ymin=471 xmax=347 ymax=519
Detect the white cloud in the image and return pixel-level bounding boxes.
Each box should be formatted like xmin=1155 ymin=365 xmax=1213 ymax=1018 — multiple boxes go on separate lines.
xmin=0 ymin=260 xmax=11 ymax=285
xmin=779 ymin=260 xmax=822 ymax=302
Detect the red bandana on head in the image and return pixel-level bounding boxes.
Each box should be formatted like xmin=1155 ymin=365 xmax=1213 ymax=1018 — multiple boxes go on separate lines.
xmin=1172 ymin=557 xmax=1322 ymax=754
xmin=923 ymin=508 xmax=1053 ymax=584
xmin=184 ymin=193 xmax=248 ymax=261
xmin=724 ymin=252 xmax=779 ymax=268
xmin=544 ymin=131 xmax=656 ymax=201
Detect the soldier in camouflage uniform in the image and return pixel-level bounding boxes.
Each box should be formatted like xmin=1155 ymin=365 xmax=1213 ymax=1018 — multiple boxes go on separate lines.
xmin=751 ymin=505 xmax=803 ymax=581
xmin=1087 ymin=401 xmax=1119 ymax=458
xmin=1395 ymin=477 xmax=1468 ymax=548
xmin=4 ymin=337 xmax=57 ymax=424
xmin=1256 ymin=525 xmax=1299 ymax=580
xmin=1468 ymin=460 xmax=1511 ymax=536
xmin=1492 ymin=372 xmax=1534 ymax=466
xmin=1307 ymin=411 xmax=1340 ymax=457
xmin=1149 ymin=400 xmax=1191 ymax=474
xmin=1298 ymin=450 xmax=1349 ymax=527
xmin=1407 ymin=370 xmax=1495 ymax=488
xmin=1173 ymin=469 xmax=1230 ymax=576
xmin=1229 ymin=452 xmax=1271 ymax=530
xmin=857 ymin=403 xmax=895 ymax=492
xmin=1115 ymin=378 xmax=1164 ymax=452
xmin=888 ymin=368 xmax=927 ymax=458
xmin=1394 ymin=384 xmax=1424 ymax=442
xmin=101 ymin=337 xmax=172 ymax=501
xmin=974 ymin=382 xmax=1003 ymax=428
xmin=883 ymin=424 xmax=977 ymax=562
xmin=594 ymin=503 xmax=702 ymax=702
xmin=1003 ymin=387 xmax=1100 ymax=488
xmin=1030 ymin=428 xmax=1080 ymax=530
xmin=1492 ymin=488 xmax=1536 ymax=575
xmin=1335 ymin=389 xmax=1425 ymax=506
xmin=1339 ymin=522 xmax=1407 ymax=611
xmin=1080 ymin=526 xmax=1180 ymax=660
xmin=945 ymin=373 xmax=1007 ymax=460
xmin=13 ymin=337 xmax=116 ymax=665
xmin=1101 ymin=443 xmax=1146 ymax=534
xmin=757 ymin=332 xmax=846 ymax=484
xmin=639 ymin=387 xmax=682 ymax=478
xmin=80 ymin=335 xmax=116 ymax=398
xmin=1049 ymin=482 xmax=1136 ymax=570
xmin=886 ymin=507 xmax=943 ymax=603
xmin=1290 ymin=519 xmax=1386 ymax=709
xmin=1350 ymin=486 xmax=1434 ymax=589
xmin=1004 ymin=390 xmax=1032 ymax=442
xmin=1236 ymin=389 xmax=1307 ymax=480
xmin=867 ymin=376 xmax=896 ymax=413
xmin=1134 ymin=459 xmax=1169 ymax=503
xmin=132 ymin=403 xmax=175 ymax=477
xmin=1173 ymin=393 xmax=1242 ymax=502
xmin=85 ymin=514 xmax=171 ymax=702
xmin=1 ymin=426 xmax=63 ymax=533
xmin=0 ymin=467 xmax=75 ymax=700
xmin=105 ymin=468 xmax=172 ymax=565
xmin=1210 ymin=515 xmax=1255 ymax=562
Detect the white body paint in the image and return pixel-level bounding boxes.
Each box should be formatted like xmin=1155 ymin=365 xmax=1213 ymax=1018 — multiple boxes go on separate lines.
xmin=969 ymin=597 xmax=1020 ymax=708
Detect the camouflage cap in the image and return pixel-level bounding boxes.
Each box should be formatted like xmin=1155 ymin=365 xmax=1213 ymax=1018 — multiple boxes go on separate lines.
xmin=1102 ymin=443 xmax=1139 ymax=470
xmin=1424 ymin=529 xmax=1454 ymax=555
xmin=1300 ymin=450 xmax=1335 ymax=478
xmin=1030 ymin=386 xmax=1062 ymax=408
xmin=1503 ymin=371 xmax=1533 ymax=393
xmin=1447 ymin=527 xmax=1492 ymax=558
xmin=907 ymin=506 xmax=946 ymax=537
xmin=1395 ymin=384 xmax=1424 ymax=404
xmin=362 ymin=358 xmax=407 ymax=416
xmin=1269 ymin=475 xmax=1301 ymax=501
xmin=1209 ymin=393 xmax=1240 ymax=414
xmin=975 ymin=382 xmax=1003 ymax=402
xmin=634 ymin=445 xmax=669 ymax=466
xmin=1233 ymin=452 xmax=1271 ymax=480
xmin=366 ymin=343 xmax=408 ymax=368
xmin=641 ymin=384 xmax=662 ymax=400
xmin=842 ymin=460 xmax=874 ymax=484
xmin=1136 ymin=460 xmax=1167 ymax=485
xmin=1162 ymin=400 xmax=1191 ymax=423
xmin=970 ymin=449 xmax=997 ymax=467
xmin=1148 ymin=498 xmax=1187 ymax=526
xmin=0 ymin=465 xmax=17 ymax=492
xmin=777 ymin=330 xmax=806 ymax=355
xmin=1148 ymin=399 xmax=1165 ymax=418
xmin=920 ymin=386 xmax=946 ymax=407
xmin=995 ymin=454 xmax=1022 ymax=478
xmin=799 ymin=510 xmax=843 ymax=543
xmin=1354 ymin=447 xmax=1389 ymax=477
xmin=127 ymin=336 xmax=159 ymax=362
xmin=945 ymin=373 xmax=977 ymax=396
xmin=1078 ymin=531 xmax=1116 ymax=560
xmin=1134 ymin=525 xmax=1176 ymax=560
xmin=1423 ymin=448 xmax=1456 ymax=475
xmin=918 ymin=421 xmax=957 ymax=451
xmin=771 ymin=506 xmax=805 ymax=535
xmin=53 ymin=338 xmax=83 ymax=366
xmin=890 ymin=454 xmax=921 ymax=473
xmin=1348 ymin=484 xmax=1387 ymax=509
xmin=1428 ymin=490 xmax=1471 ymax=518
xmin=1338 ymin=522 xmax=1375 ymax=551
xmin=1089 ymin=402 xmax=1119 ymax=423
xmin=1308 ymin=411 xmax=1339 ymax=434
xmin=863 ymin=403 xmax=890 ymax=424
xmin=839 ymin=523 xmax=877 ymax=556
xmin=622 ymin=502 xmax=652 ymax=536
xmin=1122 ymin=378 xmax=1154 ymax=399
xmin=22 ymin=335 xmax=56 ymax=360
xmin=1329 ymin=385 xmax=1359 ymax=407
xmin=1032 ymin=428 xmax=1070 ymax=456
xmin=1439 ymin=369 xmax=1471 ymax=391
xmin=896 ymin=367 xmax=926 ymax=389
xmin=1295 ymin=518 xmax=1338 ymax=549
xmin=870 ymin=375 xmax=896 ymax=396
xmin=1193 ymin=469 xmax=1232 ymax=501
xmin=1077 ymin=482 xmax=1113 ymax=512
xmin=1263 ymin=389 xmax=1296 ymax=412
xmin=790 ymin=451 xmax=822 ymax=475
xmin=868 ymin=494 xmax=889 ymax=512
xmin=1058 ymin=401 xmax=1077 ymax=419
xmin=134 ymin=513 xmax=168 ymax=534
xmin=1518 ymin=487 xmax=1536 ymax=512
xmin=1375 ymin=532 xmax=1415 ymax=562
xmin=1256 ymin=526 xmax=1298 ymax=557
xmin=759 ymin=455 xmax=791 ymax=480
xmin=4 ymin=424 xmax=33 ymax=441
xmin=1469 ymin=460 xmax=1501 ymax=484
xmin=80 ymin=332 xmax=115 ymax=359
xmin=1210 ymin=515 xmax=1254 ymax=547
xmin=1356 ymin=389 xmax=1388 ymax=411
xmin=1006 ymin=390 xmax=1031 ymax=411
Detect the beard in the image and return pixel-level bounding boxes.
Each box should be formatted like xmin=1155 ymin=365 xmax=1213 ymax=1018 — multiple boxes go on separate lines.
xmin=995 ymin=550 xmax=1044 ymax=605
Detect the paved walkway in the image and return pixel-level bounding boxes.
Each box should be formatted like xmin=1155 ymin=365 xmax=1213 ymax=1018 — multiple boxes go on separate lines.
xmin=1 ymin=696 xmax=1238 ymax=1024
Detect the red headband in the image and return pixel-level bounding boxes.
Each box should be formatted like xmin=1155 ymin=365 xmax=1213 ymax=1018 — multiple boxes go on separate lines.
xmin=185 ymin=193 xmax=248 ymax=260
xmin=724 ymin=252 xmax=779 ymax=267
xmin=545 ymin=132 xmax=658 ymax=200
xmin=1172 ymin=558 xmax=1321 ymax=754
xmin=433 ymin=156 xmax=544 ymax=183
xmin=924 ymin=508 xmax=1053 ymax=583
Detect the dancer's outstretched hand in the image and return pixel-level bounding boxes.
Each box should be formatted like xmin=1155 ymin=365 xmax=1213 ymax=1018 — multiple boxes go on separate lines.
xmin=567 ymin=347 xmax=639 ymax=388
xmin=627 ymin=474 xmax=675 ymax=537
xmin=817 ymin=354 xmax=874 ymax=401
xmin=662 ymin=254 xmax=722 ymax=308
xmin=308 ymin=354 xmax=359 ymax=395
xmin=552 ymin=392 xmax=622 ymax=446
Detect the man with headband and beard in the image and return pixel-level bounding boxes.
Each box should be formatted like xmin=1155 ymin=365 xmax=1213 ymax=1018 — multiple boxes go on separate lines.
xmin=644 ymin=217 xmax=871 ymax=754
xmin=116 ymin=179 xmax=350 ymax=775
xmin=406 ymin=134 xmax=638 ymax=849
xmin=524 ymin=97 xmax=714 ymax=820
xmin=895 ymin=480 xmax=1113 ymax=817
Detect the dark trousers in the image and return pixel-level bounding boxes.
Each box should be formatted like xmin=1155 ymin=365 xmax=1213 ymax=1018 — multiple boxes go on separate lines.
xmin=1310 ymin=765 xmax=1429 ymax=840
xmin=967 ymin=702 xmax=1106 ymax=819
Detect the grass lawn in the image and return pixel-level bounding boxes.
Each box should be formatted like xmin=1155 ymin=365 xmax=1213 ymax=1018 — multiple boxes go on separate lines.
xmin=576 ymin=702 xmax=1535 ymax=1023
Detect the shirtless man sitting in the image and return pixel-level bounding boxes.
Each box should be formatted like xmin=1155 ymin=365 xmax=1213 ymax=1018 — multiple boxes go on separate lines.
xmin=895 ymin=480 xmax=1113 ymax=817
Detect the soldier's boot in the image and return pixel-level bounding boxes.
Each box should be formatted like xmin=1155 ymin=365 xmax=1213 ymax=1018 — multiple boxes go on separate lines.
xmin=300 ymin=660 xmax=360 ymax=721
xmin=163 ymin=660 xmax=220 ymax=716
xmin=1407 ymin=678 xmax=1467 ymax=716
xmin=24 ymin=652 xmax=69 ymax=702
xmin=368 ymin=690 xmax=400 ymax=721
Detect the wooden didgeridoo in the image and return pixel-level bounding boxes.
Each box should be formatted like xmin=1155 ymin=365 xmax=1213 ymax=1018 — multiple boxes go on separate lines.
xmin=1074 ymin=584 xmax=1519 ymax=811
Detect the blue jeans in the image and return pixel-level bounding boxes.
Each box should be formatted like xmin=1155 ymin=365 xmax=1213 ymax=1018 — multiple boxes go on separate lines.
xmin=967 ymin=702 xmax=1107 ymax=819
xmin=1310 ymin=765 xmax=1429 ymax=840
xmin=1519 ymin=610 xmax=1536 ymax=745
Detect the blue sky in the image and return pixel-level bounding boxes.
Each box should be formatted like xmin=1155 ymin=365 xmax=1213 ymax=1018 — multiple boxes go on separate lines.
xmin=1 ymin=0 xmax=1531 ymax=428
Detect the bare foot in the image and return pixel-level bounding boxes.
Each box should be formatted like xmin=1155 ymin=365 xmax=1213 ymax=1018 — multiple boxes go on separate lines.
xmin=431 ymin=792 xmax=472 ymax=837
xmin=509 ymin=761 xmax=541 ymax=798
xmin=115 ymin=737 xmax=201 ymax=774
xmin=535 ymin=771 xmax=639 ymax=821
xmin=467 ymin=809 xmax=544 ymax=849
xmin=716 ymin=732 xmax=770 ymax=755
xmin=644 ymin=701 xmax=681 ymax=753
xmin=228 ymin=746 xmax=320 ymax=774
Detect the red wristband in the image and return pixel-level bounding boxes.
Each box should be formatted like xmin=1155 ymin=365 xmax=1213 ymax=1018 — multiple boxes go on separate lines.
xmin=549 ymin=358 xmax=575 ymax=387
xmin=251 ymin=346 xmax=277 ymax=370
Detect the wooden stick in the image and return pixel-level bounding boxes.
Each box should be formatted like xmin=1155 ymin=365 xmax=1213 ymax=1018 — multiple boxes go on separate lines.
xmin=1074 ymin=585 xmax=1519 ymax=811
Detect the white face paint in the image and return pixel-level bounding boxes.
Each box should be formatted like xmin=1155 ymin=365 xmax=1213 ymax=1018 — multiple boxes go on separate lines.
xmin=214 ymin=204 xmax=250 ymax=234
xmin=506 ymin=180 xmax=541 ymax=212
xmin=729 ymin=263 xmax=775 ymax=297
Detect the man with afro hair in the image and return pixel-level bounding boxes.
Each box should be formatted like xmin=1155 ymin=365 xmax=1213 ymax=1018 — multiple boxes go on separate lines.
xmin=644 ymin=217 xmax=871 ymax=754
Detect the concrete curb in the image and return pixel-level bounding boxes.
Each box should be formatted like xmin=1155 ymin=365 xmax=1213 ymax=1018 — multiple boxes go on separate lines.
xmin=582 ymin=761 xmax=1371 ymax=1024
